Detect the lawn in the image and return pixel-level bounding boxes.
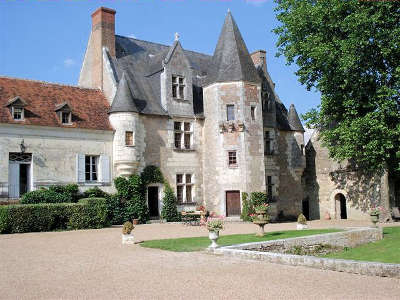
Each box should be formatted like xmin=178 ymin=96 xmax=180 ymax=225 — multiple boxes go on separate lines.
xmin=140 ymin=229 xmax=340 ymax=252
xmin=323 ymin=226 xmax=400 ymax=264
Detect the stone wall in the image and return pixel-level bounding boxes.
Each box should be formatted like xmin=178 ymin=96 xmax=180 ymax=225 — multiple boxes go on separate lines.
xmin=304 ymin=132 xmax=391 ymax=221
xmin=0 ymin=124 xmax=114 ymax=197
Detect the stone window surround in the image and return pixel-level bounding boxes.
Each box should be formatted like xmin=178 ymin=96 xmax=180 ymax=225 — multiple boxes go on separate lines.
xmin=227 ymin=150 xmax=238 ymax=168
xmin=125 ymin=131 xmax=135 ymax=147
xmin=226 ymin=104 xmax=235 ymax=121
xmin=173 ymin=120 xmax=194 ymax=151
xmin=172 ymin=74 xmax=186 ymax=100
xmin=264 ymin=129 xmax=274 ymax=155
xmin=176 ymin=173 xmax=195 ymax=204
xmin=59 ymin=111 xmax=72 ymax=125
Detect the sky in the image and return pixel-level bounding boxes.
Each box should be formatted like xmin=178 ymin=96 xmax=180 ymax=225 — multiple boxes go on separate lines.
xmin=0 ymin=0 xmax=321 ymax=130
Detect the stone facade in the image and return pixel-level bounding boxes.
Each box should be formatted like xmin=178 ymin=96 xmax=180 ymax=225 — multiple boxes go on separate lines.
xmin=303 ymin=132 xmax=397 ymax=221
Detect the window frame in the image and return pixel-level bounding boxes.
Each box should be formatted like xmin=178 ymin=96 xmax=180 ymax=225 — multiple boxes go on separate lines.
xmin=174 ymin=121 xmax=193 ymax=150
xmin=264 ymin=130 xmax=273 ymax=155
xmin=12 ymin=106 xmax=24 ymax=121
xmin=172 ymin=75 xmax=185 ymax=100
xmin=125 ymin=131 xmax=134 ymax=146
xmin=251 ymin=105 xmax=256 ymax=121
xmin=176 ymin=173 xmax=194 ymax=204
xmin=61 ymin=111 xmax=72 ymax=125
xmin=226 ymin=104 xmax=235 ymax=121
xmin=228 ymin=151 xmax=238 ymax=168
xmin=85 ymin=155 xmax=99 ymax=182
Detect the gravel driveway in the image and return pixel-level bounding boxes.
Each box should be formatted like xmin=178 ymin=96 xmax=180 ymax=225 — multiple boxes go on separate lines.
xmin=0 ymin=220 xmax=399 ymax=299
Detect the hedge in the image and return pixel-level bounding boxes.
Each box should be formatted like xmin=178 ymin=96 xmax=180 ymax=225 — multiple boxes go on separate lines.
xmin=20 ymin=184 xmax=80 ymax=204
xmin=0 ymin=198 xmax=108 ymax=234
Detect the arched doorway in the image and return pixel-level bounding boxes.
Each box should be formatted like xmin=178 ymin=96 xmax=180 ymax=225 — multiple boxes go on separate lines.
xmin=335 ymin=193 xmax=347 ymax=219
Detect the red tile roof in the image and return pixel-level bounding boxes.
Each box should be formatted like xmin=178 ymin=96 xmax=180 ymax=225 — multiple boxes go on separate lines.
xmin=0 ymin=77 xmax=113 ymax=131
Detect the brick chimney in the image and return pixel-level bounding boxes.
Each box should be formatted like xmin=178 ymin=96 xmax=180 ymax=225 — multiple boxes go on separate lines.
xmin=251 ymin=50 xmax=267 ymax=75
xmin=79 ymin=7 xmax=116 ymax=90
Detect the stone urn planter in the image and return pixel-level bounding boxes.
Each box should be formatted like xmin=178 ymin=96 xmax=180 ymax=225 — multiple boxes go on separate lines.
xmin=297 ymin=214 xmax=308 ymax=230
xmin=253 ymin=205 xmax=270 ymax=237
xmin=206 ymin=218 xmax=224 ymax=249
xmin=208 ymin=231 xmax=220 ymax=249
xmin=370 ymin=213 xmax=379 ymax=228
xmin=122 ymin=221 xmax=135 ymax=245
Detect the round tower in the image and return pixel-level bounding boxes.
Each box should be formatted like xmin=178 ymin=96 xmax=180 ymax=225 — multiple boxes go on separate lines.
xmin=109 ymin=73 xmax=142 ymax=177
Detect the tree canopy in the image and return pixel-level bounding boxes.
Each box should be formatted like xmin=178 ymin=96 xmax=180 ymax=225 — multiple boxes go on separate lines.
xmin=274 ymin=0 xmax=400 ymax=174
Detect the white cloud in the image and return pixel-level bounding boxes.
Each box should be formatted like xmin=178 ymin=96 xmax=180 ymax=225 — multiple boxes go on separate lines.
xmin=63 ymin=58 xmax=76 ymax=68
xmin=245 ymin=0 xmax=268 ymax=7
xmin=128 ymin=34 xmax=137 ymax=39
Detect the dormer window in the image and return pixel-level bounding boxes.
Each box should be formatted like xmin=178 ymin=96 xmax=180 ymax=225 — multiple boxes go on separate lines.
xmin=6 ymin=96 xmax=27 ymax=121
xmin=55 ymin=102 xmax=73 ymax=125
xmin=172 ymin=75 xmax=185 ymax=100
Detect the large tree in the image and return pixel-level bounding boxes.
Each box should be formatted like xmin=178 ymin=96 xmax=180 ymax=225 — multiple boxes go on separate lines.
xmin=274 ymin=0 xmax=400 ymax=175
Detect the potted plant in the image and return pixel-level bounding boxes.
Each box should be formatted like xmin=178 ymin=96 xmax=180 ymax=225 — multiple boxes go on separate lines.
xmin=206 ymin=218 xmax=224 ymax=248
xmin=122 ymin=221 xmax=135 ymax=244
xmin=132 ymin=219 xmax=139 ymax=225
xmin=369 ymin=205 xmax=384 ymax=227
xmin=297 ymin=214 xmax=308 ymax=230
xmin=252 ymin=203 xmax=270 ymax=236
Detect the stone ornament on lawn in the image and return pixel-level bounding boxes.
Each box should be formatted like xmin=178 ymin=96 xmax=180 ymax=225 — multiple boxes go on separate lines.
xmin=252 ymin=203 xmax=270 ymax=236
xmin=206 ymin=217 xmax=224 ymax=249
xmin=122 ymin=221 xmax=135 ymax=245
xmin=369 ymin=205 xmax=384 ymax=228
xmin=297 ymin=214 xmax=308 ymax=230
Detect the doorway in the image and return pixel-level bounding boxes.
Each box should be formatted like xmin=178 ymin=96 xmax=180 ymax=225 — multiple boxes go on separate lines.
xmin=335 ymin=193 xmax=347 ymax=219
xmin=226 ymin=191 xmax=241 ymax=217
xmin=302 ymin=198 xmax=310 ymax=220
xmin=8 ymin=152 xmax=32 ymax=199
xmin=148 ymin=186 xmax=159 ymax=218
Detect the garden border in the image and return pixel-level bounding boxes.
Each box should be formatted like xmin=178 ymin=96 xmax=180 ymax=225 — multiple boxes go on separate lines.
xmin=208 ymin=227 xmax=400 ymax=279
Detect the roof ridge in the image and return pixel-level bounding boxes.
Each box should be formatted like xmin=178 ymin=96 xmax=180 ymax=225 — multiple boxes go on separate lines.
xmin=0 ymin=75 xmax=101 ymax=91
xmin=116 ymin=35 xmax=212 ymax=58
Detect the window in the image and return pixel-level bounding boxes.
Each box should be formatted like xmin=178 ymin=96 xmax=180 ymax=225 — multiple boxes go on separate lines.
xmin=12 ymin=107 xmax=24 ymax=120
xmin=251 ymin=106 xmax=256 ymax=121
xmin=85 ymin=155 xmax=98 ymax=182
xmin=174 ymin=121 xmax=193 ymax=150
xmin=125 ymin=131 xmax=134 ymax=146
xmin=61 ymin=111 xmax=71 ymax=124
xmin=267 ymin=176 xmax=273 ymax=200
xmin=176 ymin=173 xmax=194 ymax=203
xmin=264 ymin=130 xmax=273 ymax=155
xmin=227 ymin=105 xmax=235 ymax=121
xmin=172 ymin=75 xmax=185 ymax=99
xmin=228 ymin=151 xmax=237 ymax=167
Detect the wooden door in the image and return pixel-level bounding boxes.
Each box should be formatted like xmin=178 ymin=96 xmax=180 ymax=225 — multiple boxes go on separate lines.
xmin=148 ymin=187 xmax=159 ymax=217
xmin=226 ymin=191 xmax=241 ymax=216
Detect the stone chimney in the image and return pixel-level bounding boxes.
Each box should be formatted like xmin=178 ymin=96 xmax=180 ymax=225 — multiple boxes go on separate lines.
xmin=79 ymin=7 xmax=116 ymax=90
xmin=251 ymin=50 xmax=267 ymax=75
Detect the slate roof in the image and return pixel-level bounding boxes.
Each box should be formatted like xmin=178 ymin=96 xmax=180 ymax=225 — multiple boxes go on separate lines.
xmin=0 ymin=77 xmax=113 ymax=131
xmin=109 ymin=73 xmax=139 ymax=113
xmin=207 ymin=11 xmax=261 ymax=84
xmin=288 ymin=104 xmax=305 ymax=132
xmin=108 ymin=11 xmax=300 ymax=131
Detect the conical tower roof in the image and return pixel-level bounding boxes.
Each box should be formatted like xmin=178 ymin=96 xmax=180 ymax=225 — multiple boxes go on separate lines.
xmin=209 ymin=11 xmax=261 ymax=84
xmin=288 ymin=104 xmax=305 ymax=132
xmin=109 ymin=73 xmax=139 ymax=113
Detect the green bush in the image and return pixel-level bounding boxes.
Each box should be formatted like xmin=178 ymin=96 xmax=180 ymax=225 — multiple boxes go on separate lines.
xmin=161 ymin=183 xmax=181 ymax=222
xmin=20 ymin=184 xmax=79 ymax=204
xmin=0 ymin=198 xmax=108 ymax=234
xmin=105 ymin=194 xmax=125 ymax=225
xmin=250 ymin=192 xmax=268 ymax=207
xmin=83 ymin=187 xmax=108 ymax=199
xmin=240 ymin=192 xmax=254 ymax=222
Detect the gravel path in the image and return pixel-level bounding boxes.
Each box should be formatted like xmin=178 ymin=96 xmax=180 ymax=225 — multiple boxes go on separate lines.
xmin=0 ymin=220 xmax=399 ymax=299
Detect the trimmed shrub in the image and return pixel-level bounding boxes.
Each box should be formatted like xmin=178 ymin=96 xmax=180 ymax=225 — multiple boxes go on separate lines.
xmin=0 ymin=198 xmax=108 ymax=234
xmin=20 ymin=184 xmax=79 ymax=204
xmin=105 ymin=194 xmax=125 ymax=225
xmin=83 ymin=187 xmax=108 ymax=199
xmin=161 ymin=183 xmax=181 ymax=222
xmin=250 ymin=192 xmax=268 ymax=207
